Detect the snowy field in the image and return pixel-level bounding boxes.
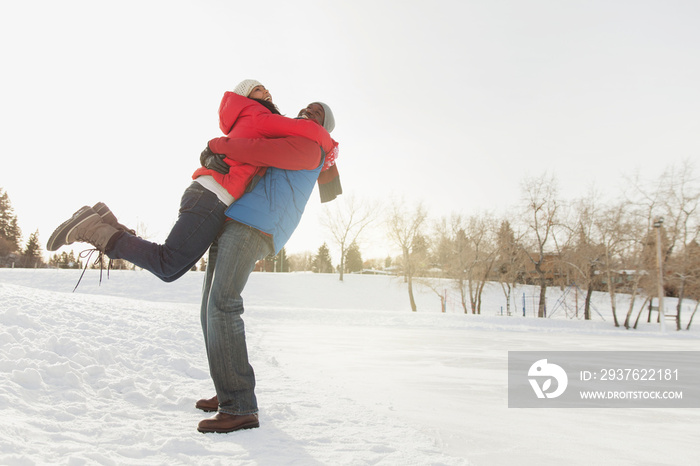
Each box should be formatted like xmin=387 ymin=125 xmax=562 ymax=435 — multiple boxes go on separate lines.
xmin=1 ymin=268 xmax=699 ymax=466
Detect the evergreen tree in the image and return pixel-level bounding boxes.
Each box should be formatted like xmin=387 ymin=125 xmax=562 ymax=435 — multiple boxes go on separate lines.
xmin=276 ymin=247 xmax=288 ymax=272
xmin=262 ymin=247 xmax=288 ymax=272
xmin=312 ymin=242 xmax=333 ymax=273
xmin=111 ymin=259 xmax=132 ymax=270
xmin=411 ymin=233 xmax=430 ymax=272
xmin=22 ymin=230 xmax=43 ymax=268
xmin=67 ymin=250 xmax=80 ymax=269
xmin=287 ymin=251 xmax=314 ymax=272
xmin=50 ymin=253 xmax=65 ymax=268
xmin=0 ymin=236 xmax=15 ymax=258
xmin=345 ymin=241 xmax=363 ymax=273
xmin=0 ymin=188 xmax=22 ymax=253
xmin=49 ymin=250 xmax=81 ymax=269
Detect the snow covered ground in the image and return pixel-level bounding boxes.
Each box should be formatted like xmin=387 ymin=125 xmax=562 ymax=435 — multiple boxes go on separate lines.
xmin=1 ymin=268 xmax=698 ymax=465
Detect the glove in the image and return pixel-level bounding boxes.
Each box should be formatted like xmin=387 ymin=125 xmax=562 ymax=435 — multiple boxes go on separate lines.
xmin=200 ymin=147 xmax=230 ymax=174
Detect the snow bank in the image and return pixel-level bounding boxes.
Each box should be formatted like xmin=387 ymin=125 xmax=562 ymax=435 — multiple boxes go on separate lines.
xmin=1 ymin=269 xmax=698 ymax=465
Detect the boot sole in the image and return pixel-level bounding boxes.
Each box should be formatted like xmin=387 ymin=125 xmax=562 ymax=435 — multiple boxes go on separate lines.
xmin=92 ymin=202 xmax=113 ymax=223
xmin=195 ymin=406 xmax=218 ymax=413
xmin=46 ymin=206 xmax=96 ymax=251
xmin=197 ymin=421 xmax=260 ymax=433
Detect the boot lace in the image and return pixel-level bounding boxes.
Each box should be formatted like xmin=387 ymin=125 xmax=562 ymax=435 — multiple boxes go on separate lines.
xmin=73 ymin=248 xmax=113 ymax=292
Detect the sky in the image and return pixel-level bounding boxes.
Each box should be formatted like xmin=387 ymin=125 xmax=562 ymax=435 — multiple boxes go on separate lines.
xmin=2 ymin=0 xmax=700 ymax=262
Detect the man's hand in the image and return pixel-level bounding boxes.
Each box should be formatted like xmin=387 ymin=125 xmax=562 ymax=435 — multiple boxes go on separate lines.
xmin=200 ymin=147 xmax=230 ymax=174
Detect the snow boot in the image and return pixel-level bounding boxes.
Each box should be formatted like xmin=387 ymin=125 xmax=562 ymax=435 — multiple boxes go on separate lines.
xmin=197 ymin=412 xmax=259 ymax=433
xmin=92 ymin=202 xmax=136 ymax=235
xmin=196 ymin=395 xmax=219 ymax=412
xmin=46 ymin=206 xmax=120 ymax=252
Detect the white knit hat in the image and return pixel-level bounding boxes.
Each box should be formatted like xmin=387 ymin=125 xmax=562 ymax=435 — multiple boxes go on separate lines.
xmin=233 ymin=79 xmax=264 ymax=97
xmin=313 ymin=102 xmax=335 ymax=133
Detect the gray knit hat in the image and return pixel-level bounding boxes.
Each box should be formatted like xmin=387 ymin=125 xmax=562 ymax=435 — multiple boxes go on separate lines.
xmin=233 ymin=79 xmax=264 ymax=97
xmin=313 ymin=102 xmax=335 ymax=133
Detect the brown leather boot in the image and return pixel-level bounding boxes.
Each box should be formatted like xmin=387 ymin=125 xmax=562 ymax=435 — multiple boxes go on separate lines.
xmin=195 ymin=395 xmax=218 ymax=412
xmin=197 ymin=412 xmax=259 ymax=433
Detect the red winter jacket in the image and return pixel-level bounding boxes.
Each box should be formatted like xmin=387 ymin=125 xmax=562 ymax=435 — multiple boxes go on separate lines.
xmin=192 ymin=92 xmax=337 ymax=200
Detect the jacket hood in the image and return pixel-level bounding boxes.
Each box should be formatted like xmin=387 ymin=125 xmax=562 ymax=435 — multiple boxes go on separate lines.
xmin=218 ymin=92 xmax=250 ymax=135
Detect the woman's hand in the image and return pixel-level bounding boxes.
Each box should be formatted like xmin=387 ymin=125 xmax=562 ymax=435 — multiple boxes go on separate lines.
xmin=200 ymin=147 xmax=230 ymax=174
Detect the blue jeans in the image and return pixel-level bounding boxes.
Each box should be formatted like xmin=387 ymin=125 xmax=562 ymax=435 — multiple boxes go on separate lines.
xmin=200 ymin=219 xmax=273 ymax=415
xmin=106 ymin=182 xmax=227 ymax=282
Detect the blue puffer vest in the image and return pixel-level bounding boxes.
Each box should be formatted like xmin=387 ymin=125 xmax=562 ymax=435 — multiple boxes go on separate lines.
xmin=225 ymin=153 xmax=325 ymax=254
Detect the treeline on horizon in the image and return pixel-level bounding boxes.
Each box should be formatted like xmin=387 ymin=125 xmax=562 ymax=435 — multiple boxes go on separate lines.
xmin=306 ymin=161 xmax=700 ymax=330
xmin=2 ymin=160 xmax=699 ymax=330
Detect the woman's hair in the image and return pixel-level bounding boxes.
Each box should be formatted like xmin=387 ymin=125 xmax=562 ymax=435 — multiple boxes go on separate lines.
xmin=252 ymin=98 xmax=281 ymax=115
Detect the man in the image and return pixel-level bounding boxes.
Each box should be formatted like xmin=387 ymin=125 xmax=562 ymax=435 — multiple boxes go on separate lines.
xmin=195 ymin=102 xmax=339 ymax=433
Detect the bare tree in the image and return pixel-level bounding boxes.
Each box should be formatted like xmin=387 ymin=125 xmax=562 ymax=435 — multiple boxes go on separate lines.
xmin=520 ymin=174 xmax=560 ymax=317
xmin=559 ymin=193 xmax=605 ymax=321
xmin=287 ymin=251 xmax=314 ymax=272
xmin=680 ymin=240 xmax=700 ymax=330
xmin=387 ymin=200 xmax=428 ymax=312
xmin=592 ymin=201 xmax=641 ymax=327
xmin=432 ymin=213 xmax=498 ymax=314
xmin=495 ymin=219 xmax=527 ymax=316
xmin=621 ymin=171 xmax=667 ymax=327
xmin=660 ymin=160 xmax=700 ymax=330
xmin=433 ymin=215 xmax=467 ymax=312
xmin=687 ymin=302 xmax=700 ymax=330
xmin=415 ymin=275 xmax=451 ymax=313
xmin=624 ymin=163 xmax=700 ymax=330
xmin=461 ymin=215 xmax=497 ymax=314
xmin=321 ymin=195 xmax=378 ymax=281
